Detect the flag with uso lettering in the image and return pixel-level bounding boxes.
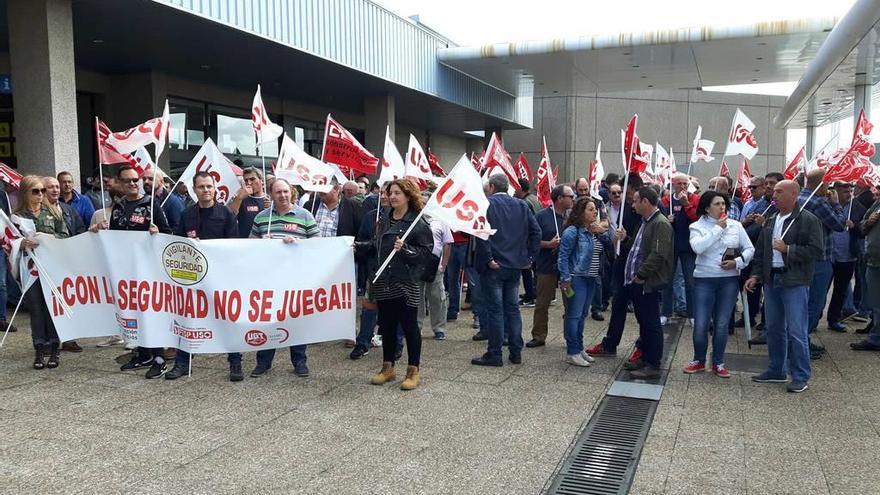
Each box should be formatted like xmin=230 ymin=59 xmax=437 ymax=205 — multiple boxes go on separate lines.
xmin=783 ymin=146 xmax=806 ymax=180
xmin=405 ymin=134 xmax=433 ymax=181
xmin=105 ymin=100 xmax=170 ymax=160
xmin=379 ymin=127 xmax=405 ymax=186
xmin=251 ymin=84 xmax=283 ymax=146
xmin=724 ymin=108 xmax=759 ymax=160
xmin=535 ymin=137 xmax=556 ymax=207
xmin=423 ymin=154 xmax=496 ymax=240
xmin=321 ymin=114 xmax=378 ymax=175
xmin=690 ymin=125 xmax=715 ymax=163
xmin=177 ymin=138 xmax=242 ymax=204
xmin=275 ymin=134 xmax=335 ymax=193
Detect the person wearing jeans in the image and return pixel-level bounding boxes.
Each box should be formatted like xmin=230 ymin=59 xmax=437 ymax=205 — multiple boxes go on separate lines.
xmin=557 ymin=197 xmax=611 ymax=366
xmin=660 ymin=174 xmax=700 ymax=320
xmin=684 ymin=191 xmax=754 ymax=377
xmin=851 ymin=198 xmax=880 ymax=351
xmin=445 ymin=235 xmax=469 ymax=320
xmin=746 ymin=180 xmax=823 ymax=393
xmin=471 ymin=174 xmax=541 ymax=367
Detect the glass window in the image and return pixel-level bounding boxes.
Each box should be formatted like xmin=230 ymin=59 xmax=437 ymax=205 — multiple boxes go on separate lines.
xmin=168 ymin=100 xmax=205 ymax=151
xmin=213 ymin=107 xmax=279 ymax=158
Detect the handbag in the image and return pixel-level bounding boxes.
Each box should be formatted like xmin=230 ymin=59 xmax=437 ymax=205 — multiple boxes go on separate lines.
xmin=420 ymin=253 xmax=442 ymax=282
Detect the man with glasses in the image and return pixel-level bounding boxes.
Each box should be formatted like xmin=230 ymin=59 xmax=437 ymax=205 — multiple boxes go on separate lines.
xmin=229 ymin=167 xmax=271 ymax=238
xmin=93 ymin=165 xmax=172 ymax=379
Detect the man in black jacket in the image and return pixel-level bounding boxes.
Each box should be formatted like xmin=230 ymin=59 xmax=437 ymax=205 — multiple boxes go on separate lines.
xmin=166 ymin=172 xmax=241 ymax=381
xmin=304 ymin=182 xmax=363 ymax=238
xmin=827 ymin=182 xmax=867 ymax=331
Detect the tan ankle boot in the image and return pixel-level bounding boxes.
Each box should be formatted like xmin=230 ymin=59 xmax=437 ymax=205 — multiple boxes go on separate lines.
xmin=370 ymin=362 xmax=395 ymax=385
xmin=400 ymin=365 xmax=420 ymax=390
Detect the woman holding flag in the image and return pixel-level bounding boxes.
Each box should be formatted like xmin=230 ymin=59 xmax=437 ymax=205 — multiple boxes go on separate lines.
xmin=366 ymin=179 xmax=433 ymax=390
xmin=17 ymin=175 xmax=70 ymax=369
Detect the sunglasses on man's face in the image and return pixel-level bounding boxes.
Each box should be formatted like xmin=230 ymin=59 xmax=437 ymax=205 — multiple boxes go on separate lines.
xmin=31 ymin=188 xmax=46 ymax=195
xmin=120 ymin=178 xmax=139 ymax=184
xmin=748 ymin=185 xmax=760 ymax=189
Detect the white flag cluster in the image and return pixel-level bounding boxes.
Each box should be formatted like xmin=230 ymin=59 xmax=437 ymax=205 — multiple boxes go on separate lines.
xmin=423 ymin=155 xmax=496 ymax=240
xmin=177 ymin=138 xmax=242 ymax=204
xmin=275 ymin=134 xmax=335 ymax=193
xmin=105 ymin=100 xmax=170 ymax=160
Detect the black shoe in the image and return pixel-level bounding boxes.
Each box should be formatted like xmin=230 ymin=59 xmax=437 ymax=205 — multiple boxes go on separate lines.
xmin=164 ymin=364 xmax=188 ymax=380
xmin=32 ymin=348 xmax=46 ymax=370
xmin=509 ymin=353 xmax=522 ymax=365
xmin=519 ymin=299 xmax=536 ymax=308
xmin=850 ymin=340 xmax=880 ymax=351
xmin=293 ymin=361 xmax=310 ymax=378
xmin=808 ymin=341 xmax=826 ymax=353
xmin=120 ymin=355 xmax=153 ymax=371
xmin=630 ymin=366 xmax=661 ymax=379
xmin=229 ymin=363 xmax=244 ymax=382
xmin=446 ymin=314 xmax=458 ymax=322
xmin=591 ymin=312 xmax=604 ymax=321
xmin=734 ymin=318 xmax=745 ymax=328
xmin=250 ymin=364 xmax=271 ymax=377
xmin=787 ymin=381 xmax=808 ymax=393
xmin=751 ymin=371 xmax=788 ymax=383
xmin=525 ymin=339 xmax=545 ymax=348
xmin=856 ymin=324 xmax=873 ymax=335
xmin=145 ymin=360 xmax=167 ymax=379
xmin=623 ymin=359 xmax=644 ymax=371
xmin=810 ymin=350 xmax=823 ymax=360
xmin=349 ymin=346 xmax=369 ymax=360
xmin=472 ymin=333 xmax=487 ymax=341
xmin=471 ymin=353 xmax=503 ymax=367
xmin=46 ymin=345 xmax=60 ymax=369
xmin=394 ymin=349 xmax=403 ymax=361
xmin=748 ymin=333 xmax=767 ymax=345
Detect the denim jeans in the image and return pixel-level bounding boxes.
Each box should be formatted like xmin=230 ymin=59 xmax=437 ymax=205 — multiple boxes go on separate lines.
xmin=692 ymin=276 xmax=739 ymax=365
xmin=445 ymin=243 xmax=468 ymax=317
xmin=662 ymin=252 xmax=695 ymax=317
xmin=563 ymin=276 xmax=597 ymax=355
xmin=355 ymin=307 xmax=378 ymax=350
xmin=483 ymin=267 xmax=524 ymax=359
xmin=763 ymin=274 xmax=811 ymax=382
xmin=467 ymin=266 xmax=487 ymax=328
xmin=865 ymin=267 xmax=880 ymax=346
xmin=175 ymin=350 xmax=241 ymax=367
xmin=256 ymin=345 xmax=307 ymax=368
xmin=807 ymin=260 xmax=833 ymax=332
xmin=854 ymin=256 xmax=869 ymax=313
xmin=590 ymin=276 xmax=603 ymax=313
xmin=628 ymin=283 xmax=663 ymax=368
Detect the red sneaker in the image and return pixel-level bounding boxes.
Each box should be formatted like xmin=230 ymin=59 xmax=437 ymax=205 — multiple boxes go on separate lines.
xmin=627 ymin=348 xmax=642 ymax=365
xmin=712 ymin=364 xmax=731 ymax=378
xmin=585 ymin=343 xmax=616 ymax=356
xmin=683 ymin=360 xmax=706 ymax=374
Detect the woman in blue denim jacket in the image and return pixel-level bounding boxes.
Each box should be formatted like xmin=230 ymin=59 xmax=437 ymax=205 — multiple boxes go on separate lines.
xmin=558 ymin=196 xmax=613 ymax=367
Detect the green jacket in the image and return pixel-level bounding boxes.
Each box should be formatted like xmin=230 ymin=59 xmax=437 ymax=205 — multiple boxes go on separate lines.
xmin=861 ymin=200 xmax=880 ymax=267
xmin=634 ymin=209 xmax=674 ymax=292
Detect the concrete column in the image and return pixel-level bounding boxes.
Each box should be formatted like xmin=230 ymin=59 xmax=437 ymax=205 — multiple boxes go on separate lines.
xmin=8 ymin=0 xmax=80 ymax=184
xmin=854 ymin=83 xmax=872 ymax=124
xmin=364 ymin=94 xmax=395 ymax=160
xmin=805 ymin=125 xmax=816 ymax=158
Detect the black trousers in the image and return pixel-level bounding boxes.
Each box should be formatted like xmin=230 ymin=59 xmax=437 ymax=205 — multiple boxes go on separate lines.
xmin=629 ymin=284 xmax=663 ymax=368
xmin=27 ymin=281 xmax=59 ymax=350
xmin=828 ymin=261 xmax=856 ymax=324
xmin=377 ymin=297 xmax=421 ymax=367
xmin=601 ymin=257 xmax=630 ymax=353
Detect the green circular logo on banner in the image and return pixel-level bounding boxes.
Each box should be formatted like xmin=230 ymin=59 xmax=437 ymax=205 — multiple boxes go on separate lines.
xmin=162 ymin=241 xmax=208 ymax=285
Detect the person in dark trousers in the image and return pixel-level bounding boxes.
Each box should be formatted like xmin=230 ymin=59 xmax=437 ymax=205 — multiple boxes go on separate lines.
xmin=660 ymin=173 xmax=700 ymax=321
xmin=622 ymin=186 xmax=674 ymax=379
xmin=827 ymin=182 xmax=865 ymax=332
xmin=367 ymin=179 xmax=433 ymax=390
xmin=515 ymin=178 xmax=540 ymax=306
xmin=17 ymin=175 xmax=70 ymax=370
xmin=746 ymin=180 xmax=823 ymax=393
xmin=92 ymin=165 xmax=172 ymax=379
xmin=165 ymin=172 xmax=241 ymax=381
xmin=851 ymin=195 xmax=880 ymax=350
xmin=471 ymin=174 xmax=541 ymax=367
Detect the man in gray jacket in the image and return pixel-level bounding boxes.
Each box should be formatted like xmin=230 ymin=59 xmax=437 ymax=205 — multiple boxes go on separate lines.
xmin=851 ymin=197 xmax=880 ymax=351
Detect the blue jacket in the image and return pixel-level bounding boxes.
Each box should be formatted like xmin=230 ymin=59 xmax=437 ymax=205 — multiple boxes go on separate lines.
xmin=475 ymin=193 xmax=541 ymax=272
xmin=557 ymin=225 xmax=612 ymax=281
xmin=61 ymin=190 xmax=96 ymax=226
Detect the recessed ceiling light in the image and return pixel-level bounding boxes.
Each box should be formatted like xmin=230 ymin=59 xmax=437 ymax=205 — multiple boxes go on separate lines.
xmin=756 ymin=57 xmax=763 ymax=60
xmin=552 ymin=90 xmax=559 ymax=94
xmin=751 ymin=78 xmax=758 ymax=82
xmin=200 ymin=64 xmax=210 ymax=70
xmin=623 ymin=51 xmax=631 ymax=55
xmin=92 ymin=39 xmax=104 ymax=44
xmin=647 ymin=85 xmax=653 ymax=88
xmin=632 ymin=65 xmax=640 ymax=68
xmin=641 ymin=75 xmax=647 ymax=79
xmin=753 ymin=69 xmax=760 ymax=72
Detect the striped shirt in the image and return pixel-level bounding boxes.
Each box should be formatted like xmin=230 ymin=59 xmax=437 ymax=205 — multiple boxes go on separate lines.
xmin=250 ymin=204 xmax=319 ymax=240
xmin=588 ymin=233 xmax=604 ymax=277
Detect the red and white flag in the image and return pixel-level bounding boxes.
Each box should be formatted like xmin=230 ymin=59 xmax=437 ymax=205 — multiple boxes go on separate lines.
xmin=719 ymin=159 xmax=730 ymax=177
xmin=423 ymin=154 xmax=496 ymax=240
xmin=132 ymin=147 xmax=155 ymax=177
xmin=481 ymin=132 xmax=521 ymax=190
xmin=690 ymin=125 xmax=715 ymax=163
xmin=105 ymin=100 xmax=170 ymax=160
xmin=251 ymin=85 xmax=283 ymax=146
xmin=851 ymin=108 xmax=875 ymax=158
xmin=724 ymin=108 xmax=759 ymax=160
xmin=405 ymin=134 xmax=433 ymax=181
xmin=470 ymin=152 xmax=484 ymax=174
xmin=177 ymin=138 xmax=243 ymax=204
xmin=635 ymin=141 xmax=654 ymax=182
xmin=783 ymin=146 xmax=806 ymax=180
xmin=623 ymin=115 xmax=649 ymax=174
xmin=427 ymin=150 xmax=446 ymax=177
xmin=378 ymin=126 xmax=405 ymax=186
xmin=275 ymin=135 xmax=335 ymax=193
xmin=96 ymin=118 xmax=134 ymax=166
xmin=0 ymin=162 xmax=22 ymax=190
xmin=514 ymin=153 xmax=532 ymax=182
xmin=536 ymin=137 xmax=556 ymax=207
xmin=321 ymin=114 xmax=378 ymax=175
xmin=735 ymin=159 xmax=753 ymax=202
xmin=588 ymin=142 xmax=605 ymax=200
xmin=654 ymin=144 xmax=675 ymax=186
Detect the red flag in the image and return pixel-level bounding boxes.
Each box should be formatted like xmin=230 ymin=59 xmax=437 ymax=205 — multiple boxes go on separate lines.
xmin=321 ymin=114 xmax=379 ymax=175
xmin=736 ymin=159 xmax=752 ymax=202
xmin=96 ymin=118 xmax=133 ymax=166
xmin=482 ymin=133 xmax=521 ymax=190
xmin=0 ymin=162 xmax=21 ymax=190
xmin=719 ymin=159 xmax=730 ymax=177
xmin=783 ymin=146 xmax=806 ymax=180
xmin=823 ymin=161 xmax=873 ymax=184
xmin=514 ymin=153 xmax=532 ymax=182
xmin=535 ymin=138 xmax=555 ymax=207
xmin=852 ymin=108 xmax=875 ymax=158
xmin=427 ymin=149 xmax=446 ymax=177
xmin=623 ymin=115 xmax=648 ymax=174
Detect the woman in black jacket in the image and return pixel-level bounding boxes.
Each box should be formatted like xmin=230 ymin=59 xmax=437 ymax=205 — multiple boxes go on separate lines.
xmin=362 ymin=179 xmax=433 ymax=390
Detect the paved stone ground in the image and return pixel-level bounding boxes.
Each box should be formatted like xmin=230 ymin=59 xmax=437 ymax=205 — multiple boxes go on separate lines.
xmin=0 ymin=301 xmax=639 ymax=494
xmin=631 ymin=322 xmax=880 ymax=495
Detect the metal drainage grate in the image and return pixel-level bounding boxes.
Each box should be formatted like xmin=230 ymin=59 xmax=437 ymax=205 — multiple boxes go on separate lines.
xmin=547 ymin=396 xmax=657 ymax=495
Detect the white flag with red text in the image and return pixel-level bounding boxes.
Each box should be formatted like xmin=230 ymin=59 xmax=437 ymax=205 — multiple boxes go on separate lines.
xmin=424 ymin=155 xmax=496 ymax=240
xmin=177 ymin=138 xmax=242 ymax=204
xmin=655 ymin=144 xmax=675 ymax=186
xmin=724 ymin=108 xmax=759 ymax=160
xmin=536 ymin=137 xmax=556 ymax=207
xmin=274 ymin=135 xmax=335 ymax=193
xmin=321 ymin=114 xmax=378 ymax=175
xmin=482 ymin=132 xmax=520 ymax=190
xmin=105 ymin=100 xmax=170 ymax=160
xmin=251 ymin=85 xmax=283 ymax=146
xmin=588 ymin=142 xmax=605 ymax=200
xmin=379 ymin=127 xmax=405 ymax=186
xmin=405 ymin=134 xmax=433 ymax=181
xmin=690 ymin=125 xmax=715 ymax=163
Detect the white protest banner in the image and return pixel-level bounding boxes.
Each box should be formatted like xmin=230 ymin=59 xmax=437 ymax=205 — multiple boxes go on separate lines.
xmin=275 ymin=134 xmax=335 ymax=193
xmin=35 ymin=232 xmax=356 ymax=353
xmin=177 ymin=138 xmax=242 ymax=204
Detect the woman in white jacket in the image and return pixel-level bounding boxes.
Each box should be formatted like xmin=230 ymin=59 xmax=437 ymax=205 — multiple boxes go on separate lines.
xmin=684 ymin=191 xmax=754 ymax=377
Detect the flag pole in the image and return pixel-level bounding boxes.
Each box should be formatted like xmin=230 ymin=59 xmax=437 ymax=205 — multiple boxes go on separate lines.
xmin=616 ymin=125 xmax=637 ymax=256
xmin=0 ymin=286 xmax=27 ymax=349
xmin=27 ymin=252 xmax=74 ymax=319
xmin=161 ymin=177 xmax=183 ymax=208
xmin=781 ymin=182 xmax=822 ymax=238
xmin=149 ymin=162 xmax=159 ymax=227
xmin=95 ymin=117 xmax=107 ymax=214
xmin=267 ymin=200 xmax=274 ymax=238
xmin=372 ymin=208 xmax=427 ymax=283
xmin=846 ymin=194 xmax=854 ymax=231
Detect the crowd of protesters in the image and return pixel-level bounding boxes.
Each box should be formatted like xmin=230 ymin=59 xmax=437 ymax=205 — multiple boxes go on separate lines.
xmin=8 ymin=158 xmax=880 ymax=396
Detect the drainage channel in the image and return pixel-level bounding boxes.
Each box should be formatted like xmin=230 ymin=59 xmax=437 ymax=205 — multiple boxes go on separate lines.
xmin=546 ymin=321 xmax=684 ymax=495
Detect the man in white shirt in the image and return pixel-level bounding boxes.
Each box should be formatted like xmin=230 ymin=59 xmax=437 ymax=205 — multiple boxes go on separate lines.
xmin=419 ymin=218 xmax=454 ymax=340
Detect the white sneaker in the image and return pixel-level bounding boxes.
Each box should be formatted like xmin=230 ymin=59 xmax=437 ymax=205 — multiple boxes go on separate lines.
xmin=580 ymin=351 xmax=596 ymax=363
xmin=371 ymin=335 xmax=383 ymax=348
xmin=660 ymin=316 xmax=668 ymax=325
xmin=96 ymin=335 xmax=124 ymax=347
xmin=565 ymin=353 xmax=591 ymax=367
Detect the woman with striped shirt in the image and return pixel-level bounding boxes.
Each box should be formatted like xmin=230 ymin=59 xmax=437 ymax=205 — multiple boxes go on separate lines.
xmin=558 ymin=197 xmax=612 ymax=367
